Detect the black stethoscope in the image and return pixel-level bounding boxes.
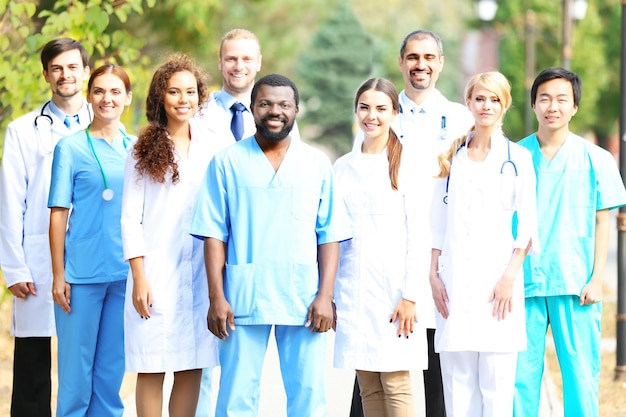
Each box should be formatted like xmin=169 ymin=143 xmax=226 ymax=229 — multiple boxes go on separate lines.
xmin=86 ymin=126 xmax=131 ymax=201
xmin=443 ymin=138 xmax=518 ymax=205
xmin=34 ymin=100 xmax=93 ymax=155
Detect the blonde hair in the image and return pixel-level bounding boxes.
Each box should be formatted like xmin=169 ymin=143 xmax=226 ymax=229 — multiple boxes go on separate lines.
xmin=436 ymin=71 xmax=512 ymax=178
xmin=219 ymin=29 xmax=261 ymax=58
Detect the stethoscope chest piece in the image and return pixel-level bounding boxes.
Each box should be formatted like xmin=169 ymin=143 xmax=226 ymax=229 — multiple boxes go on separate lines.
xmin=102 ymin=189 xmax=114 ymax=201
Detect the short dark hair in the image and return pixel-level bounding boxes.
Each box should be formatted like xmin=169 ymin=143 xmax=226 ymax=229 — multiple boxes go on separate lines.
xmin=251 ymin=74 xmax=299 ymax=107
xmin=531 ymin=67 xmax=582 ymax=107
xmin=40 ymin=38 xmax=89 ymax=72
xmin=399 ymin=30 xmax=443 ymax=58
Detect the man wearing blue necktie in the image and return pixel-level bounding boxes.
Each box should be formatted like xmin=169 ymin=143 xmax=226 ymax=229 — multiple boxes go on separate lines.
xmin=194 ymin=29 xmax=263 ymax=148
xmin=193 ymin=28 xmax=264 ymax=417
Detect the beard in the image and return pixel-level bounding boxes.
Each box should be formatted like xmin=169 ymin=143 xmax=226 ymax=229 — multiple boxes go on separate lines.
xmin=53 ymin=82 xmax=83 ymax=99
xmin=255 ymin=115 xmax=295 ymax=142
xmin=410 ymin=78 xmax=431 ymax=91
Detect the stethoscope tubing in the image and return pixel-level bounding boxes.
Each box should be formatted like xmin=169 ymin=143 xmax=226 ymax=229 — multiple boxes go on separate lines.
xmin=33 ymin=100 xmax=55 ymax=155
xmin=443 ymin=138 xmax=517 ymax=205
xmin=85 ymin=125 xmax=131 ymax=201
xmin=33 ymin=100 xmax=93 ymax=155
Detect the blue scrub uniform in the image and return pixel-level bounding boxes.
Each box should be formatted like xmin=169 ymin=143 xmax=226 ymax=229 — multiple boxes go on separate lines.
xmin=513 ymin=133 xmax=626 ymax=417
xmin=191 ymin=136 xmax=351 ymax=416
xmin=48 ymin=130 xmax=130 ymax=417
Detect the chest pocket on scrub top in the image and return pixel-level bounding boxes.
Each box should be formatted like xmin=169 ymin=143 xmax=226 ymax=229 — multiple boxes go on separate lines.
xmin=291 ymin=186 xmax=319 ymax=221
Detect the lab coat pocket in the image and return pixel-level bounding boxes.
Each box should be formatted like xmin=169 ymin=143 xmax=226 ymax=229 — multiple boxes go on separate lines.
xmin=224 ymin=263 xmax=256 ymax=319
xmin=437 ymin=255 xmax=450 ymax=285
xmin=23 ymin=234 xmax=52 ymax=283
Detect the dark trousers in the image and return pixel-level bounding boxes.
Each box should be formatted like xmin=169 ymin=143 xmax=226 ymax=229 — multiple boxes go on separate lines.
xmin=423 ymin=328 xmax=446 ymax=417
xmin=349 ymin=374 xmax=364 ymax=417
xmin=11 ymin=337 xmax=52 ymax=417
xmin=348 ymin=328 xmax=446 ymax=417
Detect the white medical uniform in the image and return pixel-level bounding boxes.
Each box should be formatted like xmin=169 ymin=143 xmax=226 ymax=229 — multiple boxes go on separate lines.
xmin=121 ymin=122 xmax=220 ymax=372
xmin=0 ymin=100 xmax=90 ymax=337
xmin=333 ymin=145 xmax=429 ymax=372
xmin=352 ymin=89 xmax=473 ymax=328
xmin=430 ymin=131 xmax=539 ymax=417
xmin=431 ymin=131 xmax=539 ymax=352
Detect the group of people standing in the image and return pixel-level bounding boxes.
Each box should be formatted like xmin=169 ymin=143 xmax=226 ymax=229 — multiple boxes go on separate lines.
xmin=340 ymin=30 xmax=626 ymax=417
xmin=0 ymin=28 xmax=624 ymax=417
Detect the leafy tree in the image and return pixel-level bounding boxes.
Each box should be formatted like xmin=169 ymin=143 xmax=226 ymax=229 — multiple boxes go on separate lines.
xmin=296 ymin=0 xmax=374 ymax=155
xmin=0 ymin=0 xmax=156 ymax=159
xmin=496 ymin=0 xmax=613 ymax=143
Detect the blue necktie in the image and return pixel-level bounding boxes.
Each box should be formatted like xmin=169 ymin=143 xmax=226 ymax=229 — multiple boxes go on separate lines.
xmin=64 ymin=114 xmax=79 ymax=129
xmin=230 ymin=102 xmax=246 ymax=141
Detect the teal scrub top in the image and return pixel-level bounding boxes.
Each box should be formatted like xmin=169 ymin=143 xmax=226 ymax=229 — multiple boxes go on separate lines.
xmin=519 ymin=133 xmax=626 ymax=296
xmin=48 ymin=130 xmax=131 ymax=284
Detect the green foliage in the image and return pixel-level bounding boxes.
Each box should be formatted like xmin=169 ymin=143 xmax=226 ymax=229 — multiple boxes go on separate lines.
xmin=0 ymin=0 xmax=155 ymax=160
xmin=296 ymin=1 xmax=374 ymax=155
xmin=2 ymin=0 xmax=622 ymax=158
xmin=496 ymin=0 xmax=616 ymax=142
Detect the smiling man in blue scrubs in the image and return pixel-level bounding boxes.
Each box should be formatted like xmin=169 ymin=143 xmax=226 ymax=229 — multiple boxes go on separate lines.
xmin=191 ymin=74 xmax=351 ymax=416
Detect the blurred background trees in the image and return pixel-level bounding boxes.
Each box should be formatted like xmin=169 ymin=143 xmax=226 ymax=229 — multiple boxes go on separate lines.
xmin=0 ymin=0 xmax=623 ymax=160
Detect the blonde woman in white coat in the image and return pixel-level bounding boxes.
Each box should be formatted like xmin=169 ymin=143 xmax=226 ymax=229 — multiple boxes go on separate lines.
xmin=334 ymin=78 xmax=428 ymax=417
xmin=429 ymin=72 xmax=539 ymax=417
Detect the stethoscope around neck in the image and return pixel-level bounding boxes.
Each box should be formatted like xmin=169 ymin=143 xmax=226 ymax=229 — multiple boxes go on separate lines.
xmin=443 ymin=138 xmax=518 ymax=205
xmin=86 ymin=126 xmax=131 ymax=201
xmin=34 ymin=100 xmax=93 ymax=155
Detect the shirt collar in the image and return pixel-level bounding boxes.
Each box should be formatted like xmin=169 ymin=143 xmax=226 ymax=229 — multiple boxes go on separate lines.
xmin=214 ymin=88 xmax=251 ymax=112
xmin=399 ymin=89 xmax=445 ymax=115
xmin=47 ymin=99 xmax=89 ymax=125
xmin=47 ymin=99 xmax=70 ymax=122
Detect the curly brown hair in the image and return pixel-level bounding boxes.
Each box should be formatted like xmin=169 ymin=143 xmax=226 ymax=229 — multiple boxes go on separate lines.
xmin=133 ymin=53 xmax=209 ymax=183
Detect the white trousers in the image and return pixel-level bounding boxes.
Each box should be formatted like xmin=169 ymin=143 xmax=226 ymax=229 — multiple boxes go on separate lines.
xmin=439 ymin=351 xmax=517 ymax=417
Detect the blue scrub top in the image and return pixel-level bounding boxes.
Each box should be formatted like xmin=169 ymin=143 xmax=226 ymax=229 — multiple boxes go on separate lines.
xmin=48 ymin=130 xmax=131 ymax=284
xmin=190 ymin=137 xmax=352 ymax=325
xmin=519 ymin=133 xmax=626 ymax=296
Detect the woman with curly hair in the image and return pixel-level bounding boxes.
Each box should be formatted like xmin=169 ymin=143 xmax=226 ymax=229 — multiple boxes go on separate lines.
xmin=121 ymin=54 xmax=220 ymax=417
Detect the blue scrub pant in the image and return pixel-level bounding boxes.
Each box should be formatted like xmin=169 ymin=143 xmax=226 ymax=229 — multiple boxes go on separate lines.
xmin=216 ymin=325 xmax=327 ymax=417
xmin=54 ymin=280 xmax=125 ymax=417
xmin=195 ymin=367 xmax=215 ymax=417
xmin=513 ymin=295 xmax=601 ymax=417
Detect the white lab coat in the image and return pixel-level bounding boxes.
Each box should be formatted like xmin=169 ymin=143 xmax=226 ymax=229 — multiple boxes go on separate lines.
xmin=430 ymin=132 xmax=539 ymax=353
xmin=333 ymin=145 xmax=429 ymax=372
xmin=121 ymin=122 xmax=221 ymax=372
xmin=351 ymin=89 xmax=474 ymax=329
xmin=0 ymin=101 xmax=90 ymax=337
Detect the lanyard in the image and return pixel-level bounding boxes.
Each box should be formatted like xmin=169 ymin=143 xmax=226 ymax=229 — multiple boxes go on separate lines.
xmin=86 ymin=126 xmax=130 ymax=201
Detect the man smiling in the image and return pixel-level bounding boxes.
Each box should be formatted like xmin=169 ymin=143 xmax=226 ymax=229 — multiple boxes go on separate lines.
xmin=191 ymin=74 xmax=351 ymax=416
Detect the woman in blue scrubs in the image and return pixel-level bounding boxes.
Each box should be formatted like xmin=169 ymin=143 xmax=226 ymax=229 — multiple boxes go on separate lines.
xmin=49 ymin=64 xmax=133 ymax=417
